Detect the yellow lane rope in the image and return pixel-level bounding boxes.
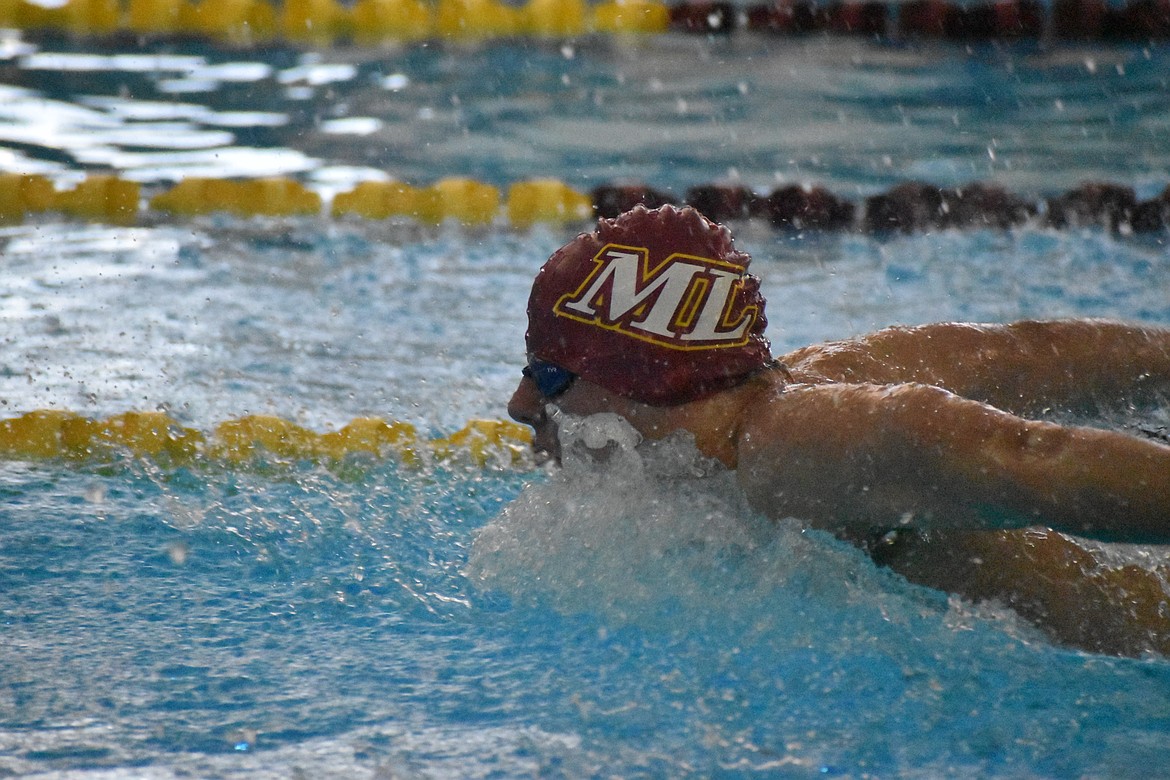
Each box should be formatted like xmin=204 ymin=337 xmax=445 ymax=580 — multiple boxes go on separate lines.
xmin=7 ymin=173 xmax=1170 ymax=234
xmin=0 ymin=0 xmax=669 ymax=43
xmin=0 ymin=173 xmax=593 ymax=227
xmin=0 ymin=409 xmax=535 ymax=468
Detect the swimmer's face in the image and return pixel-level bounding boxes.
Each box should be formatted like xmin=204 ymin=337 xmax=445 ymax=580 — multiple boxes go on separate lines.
xmin=507 ymin=371 xmax=673 ymax=464
xmin=507 ymin=373 xmax=562 ymax=462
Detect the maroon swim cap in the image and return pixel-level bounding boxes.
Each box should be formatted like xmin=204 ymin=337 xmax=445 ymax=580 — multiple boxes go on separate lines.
xmin=526 ymin=204 xmax=772 ymax=406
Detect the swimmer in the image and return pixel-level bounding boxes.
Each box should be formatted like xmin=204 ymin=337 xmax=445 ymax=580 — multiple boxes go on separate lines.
xmin=508 ymin=204 xmax=1170 ymax=657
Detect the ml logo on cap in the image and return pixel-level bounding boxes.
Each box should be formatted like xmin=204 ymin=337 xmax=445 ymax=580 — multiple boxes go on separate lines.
xmin=553 ymin=243 xmax=759 ymax=350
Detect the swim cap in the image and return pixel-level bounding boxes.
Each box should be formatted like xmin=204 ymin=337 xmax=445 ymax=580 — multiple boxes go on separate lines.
xmin=526 ymin=204 xmax=772 ymax=406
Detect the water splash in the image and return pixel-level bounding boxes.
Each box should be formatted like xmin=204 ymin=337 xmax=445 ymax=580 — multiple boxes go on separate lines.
xmin=467 ymin=412 xmax=928 ymax=639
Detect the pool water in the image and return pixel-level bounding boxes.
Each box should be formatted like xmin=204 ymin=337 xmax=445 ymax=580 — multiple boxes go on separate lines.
xmin=1 ymin=27 xmax=1170 ymax=778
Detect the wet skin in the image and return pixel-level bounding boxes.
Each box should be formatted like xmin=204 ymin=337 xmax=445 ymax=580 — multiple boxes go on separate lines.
xmin=509 ymin=320 xmax=1170 ymax=656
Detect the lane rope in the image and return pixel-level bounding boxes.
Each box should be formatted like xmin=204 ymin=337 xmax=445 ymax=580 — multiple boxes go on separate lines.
xmin=0 ymin=410 xmax=536 ymax=469
xmin=3 ymin=0 xmax=1170 ymax=44
xmin=2 ymin=172 xmax=1168 ymax=235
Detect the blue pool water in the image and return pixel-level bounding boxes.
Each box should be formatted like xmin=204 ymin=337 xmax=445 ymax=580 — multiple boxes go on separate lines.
xmin=1 ymin=28 xmax=1170 ymax=778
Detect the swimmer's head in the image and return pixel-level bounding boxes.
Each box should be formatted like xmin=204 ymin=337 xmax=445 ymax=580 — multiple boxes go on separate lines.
xmin=525 ymin=205 xmax=771 ymax=406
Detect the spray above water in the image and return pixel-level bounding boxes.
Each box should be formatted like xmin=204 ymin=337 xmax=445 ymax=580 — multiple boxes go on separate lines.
xmin=468 ymin=411 xmax=756 ymax=623
xmin=466 ymin=411 xmax=911 ymax=637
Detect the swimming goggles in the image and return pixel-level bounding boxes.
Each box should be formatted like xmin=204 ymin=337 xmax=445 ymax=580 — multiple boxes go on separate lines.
xmin=522 ymin=358 xmax=576 ymax=399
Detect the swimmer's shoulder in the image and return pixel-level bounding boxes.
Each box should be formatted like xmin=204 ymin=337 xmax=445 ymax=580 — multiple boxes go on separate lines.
xmin=732 ymin=380 xmax=879 ymax=478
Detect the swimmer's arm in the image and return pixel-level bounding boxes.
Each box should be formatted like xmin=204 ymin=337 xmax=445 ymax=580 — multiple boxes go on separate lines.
xmin=777 ymin=320 xmax=1170 ymax=415
xmin=735 ymin=382 xmax=1170 ymax=544
xmin=888 ymin=528 xmax=1170 ymax=656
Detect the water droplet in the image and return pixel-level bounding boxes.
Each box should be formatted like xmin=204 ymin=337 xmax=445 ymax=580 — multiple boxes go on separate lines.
xmin=381 ymin=73 xmax=409 ymax=91
xmin=166 ymin=542 xmax=189 ymax=566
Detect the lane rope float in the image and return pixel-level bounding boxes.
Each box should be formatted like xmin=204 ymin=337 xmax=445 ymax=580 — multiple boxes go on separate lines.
xmin=2 ymin=172 xmax=1168 ymax=235
xmin=4 ymin=0 xmax=1170 ymax=44
xmin=0 ymin=410 xmax=536 ymax=469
